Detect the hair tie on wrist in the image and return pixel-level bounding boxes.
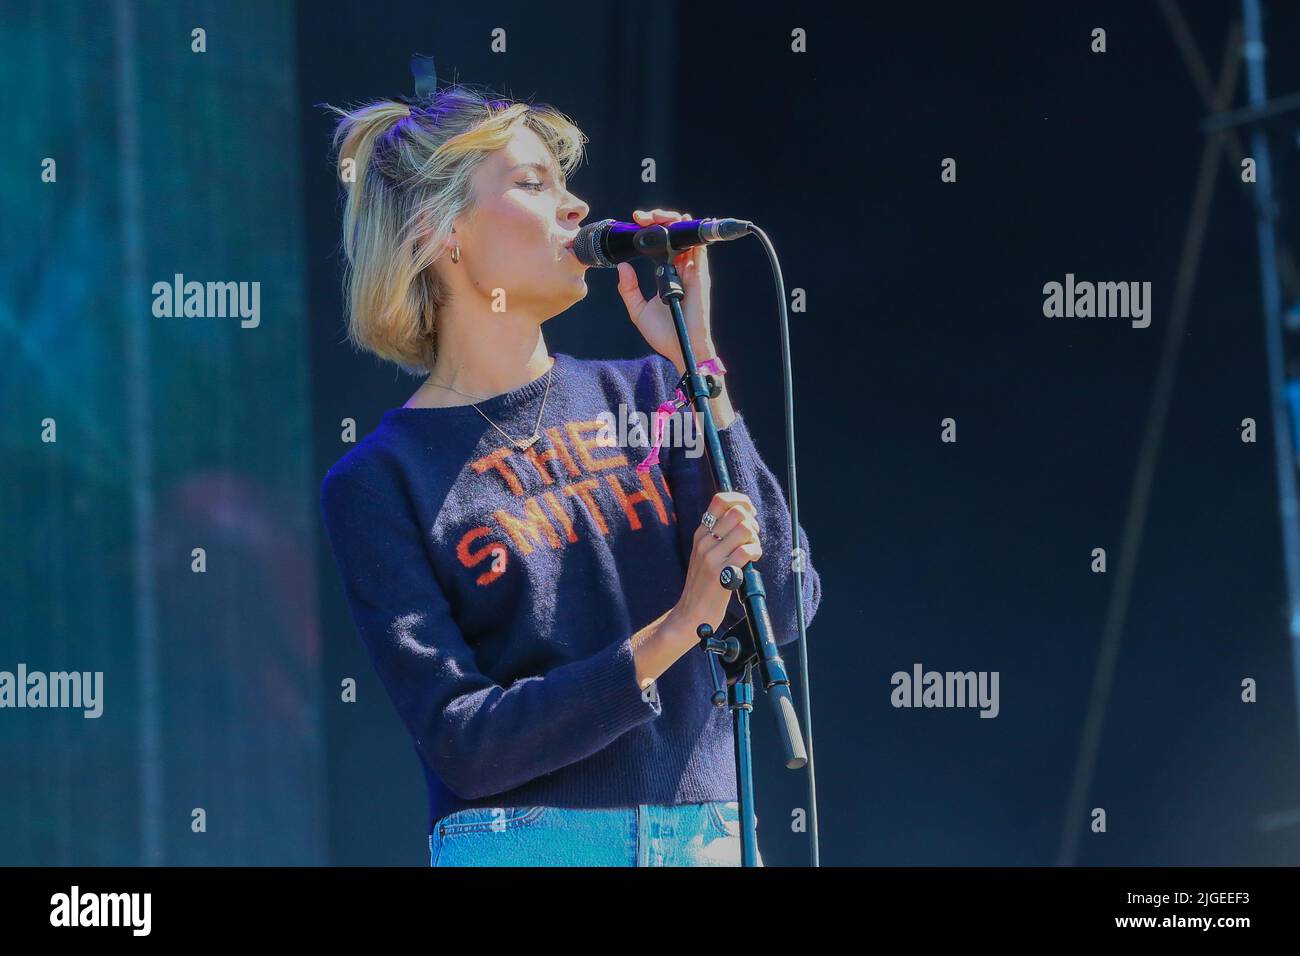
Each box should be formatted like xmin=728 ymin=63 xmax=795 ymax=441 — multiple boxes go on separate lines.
xmin=634 ymin=356 xmax=728 ymax=473
xmin=636 ymin=388 xmax=689 ymax=473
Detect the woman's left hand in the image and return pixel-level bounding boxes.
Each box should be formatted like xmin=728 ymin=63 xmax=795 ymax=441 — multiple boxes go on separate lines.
xmin=616 ymin=208 xmax=714 ymax=374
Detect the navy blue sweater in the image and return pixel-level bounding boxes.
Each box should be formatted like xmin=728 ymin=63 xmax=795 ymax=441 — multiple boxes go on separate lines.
xmin=319 ymin=351 xmax=821 ymax=831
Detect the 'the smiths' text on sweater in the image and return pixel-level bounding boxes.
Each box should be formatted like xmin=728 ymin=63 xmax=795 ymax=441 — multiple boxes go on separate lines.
xmin=319 ymin=351 xmax=821 ymax=831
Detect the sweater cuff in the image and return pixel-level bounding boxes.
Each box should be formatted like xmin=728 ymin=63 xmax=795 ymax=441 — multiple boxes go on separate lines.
xmin=588 ymin=637 xmax=662 ymax=738
xmin=715 ymin=413 xmax=757 ymax=465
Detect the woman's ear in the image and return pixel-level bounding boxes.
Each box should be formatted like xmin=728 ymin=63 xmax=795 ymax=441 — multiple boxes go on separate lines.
xmin=410 ymin=208 xmax=444 ymax=259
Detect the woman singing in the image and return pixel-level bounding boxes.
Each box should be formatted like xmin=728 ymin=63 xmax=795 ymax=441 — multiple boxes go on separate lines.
xmin=319 ymin=84 xmax=821 ymax=866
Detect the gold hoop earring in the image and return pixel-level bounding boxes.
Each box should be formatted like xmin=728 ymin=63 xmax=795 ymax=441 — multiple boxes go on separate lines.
xmin=451 ymin=244 xmax=461 ymax=264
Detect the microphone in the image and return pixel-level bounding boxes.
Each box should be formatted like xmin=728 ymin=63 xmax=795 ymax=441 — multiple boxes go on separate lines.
xmin=573 ymin=217 xmax=752 ymax=268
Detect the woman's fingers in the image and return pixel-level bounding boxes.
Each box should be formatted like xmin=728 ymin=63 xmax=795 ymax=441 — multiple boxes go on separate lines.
xmin=702 ymin=502 xmax=759 ymax=538
xmin=695 ymin=495 xmax=757 ymax=539
xmin=701 ymin=506 xmax=758 ymax=546
xmin=615 ymin=261 xmax=647 ymax=314
xmin=632 ymin=209 xmax=701 ymax=269
xmin=710 ymin=523 xmax=761 ymax=566
xmin=633 ymin=208 xmax=690 ymax=225
xmin=694 ymin=492 xmax=761 ymax=566
xmin=678 ymin=492 xmax=762 ymax=628
xmin=706 ymin=520 xmax=763 ymax=568
xmin=726 ymin=540 xmax=763 ymax=567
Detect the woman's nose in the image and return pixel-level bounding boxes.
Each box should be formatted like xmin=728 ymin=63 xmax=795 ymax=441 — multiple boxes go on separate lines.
xmin=562 ymin=193 xmax=589 ymax=222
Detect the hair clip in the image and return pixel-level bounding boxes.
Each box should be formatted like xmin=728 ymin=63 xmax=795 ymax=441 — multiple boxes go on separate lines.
xmin=410 ymin=54 xmax=438 ymax=99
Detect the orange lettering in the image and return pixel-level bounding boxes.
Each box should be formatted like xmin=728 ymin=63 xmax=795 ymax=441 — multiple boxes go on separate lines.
xmin=523 ymin=428 xmax=581 ymax=483
xmin=541 ymin=491 xmax=579 ymax=543
xmin=456 ymin=526 xmax=508 ymax=586
xmin=566 ymin=419 xmax=628 ymax=473
xmin=606 ymin=471 xmax=670 ymax=530
xmin=471 ymin=447 xmax=525 ymax=496
xmin=563 ymin=478 xmax=610 ymax=535
xmin=494 ymin=498 xmax=562 ymax=554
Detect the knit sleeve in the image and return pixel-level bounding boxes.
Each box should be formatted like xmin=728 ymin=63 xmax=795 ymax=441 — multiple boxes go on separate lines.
xmin=652 ymin=354 xmax=822 ymax=647
xmin=320 ymin=469 xmax=662 ymax=801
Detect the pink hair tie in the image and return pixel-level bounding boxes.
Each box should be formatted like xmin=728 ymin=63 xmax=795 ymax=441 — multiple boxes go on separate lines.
xmin=636 ymin=388 xmax=687 ymax=473
xmin=696 ymin=356 xmax=727 ymax=377
xmin=635 ymin=356 xmax=727 ymax=473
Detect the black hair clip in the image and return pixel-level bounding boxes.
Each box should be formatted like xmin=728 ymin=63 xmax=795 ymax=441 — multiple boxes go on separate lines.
xmin=397 ymin=54 xmax=439 ymax=117
xmin=409 ymin=54 xmax=438 ymax=100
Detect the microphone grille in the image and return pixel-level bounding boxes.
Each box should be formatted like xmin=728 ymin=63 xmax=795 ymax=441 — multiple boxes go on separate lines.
xmin=573 ymin=218 xmax=616 ymax=268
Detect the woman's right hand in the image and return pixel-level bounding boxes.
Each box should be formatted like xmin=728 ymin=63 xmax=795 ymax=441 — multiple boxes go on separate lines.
xmin=673 ymin=491 xmax=763 ymax=632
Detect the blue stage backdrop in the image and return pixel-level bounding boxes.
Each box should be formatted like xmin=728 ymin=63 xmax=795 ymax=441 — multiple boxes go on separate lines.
xmin=0 ymin=0 xmax=324 ymax=865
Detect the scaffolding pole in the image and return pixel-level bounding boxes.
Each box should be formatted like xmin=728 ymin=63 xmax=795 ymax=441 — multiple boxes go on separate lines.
xmin=1241 ymin=0 xmax=1300 ymax=753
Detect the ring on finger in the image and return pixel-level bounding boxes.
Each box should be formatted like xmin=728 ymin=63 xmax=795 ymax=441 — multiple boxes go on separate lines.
xmin=700 ymin=511 xmax=717 ymax=530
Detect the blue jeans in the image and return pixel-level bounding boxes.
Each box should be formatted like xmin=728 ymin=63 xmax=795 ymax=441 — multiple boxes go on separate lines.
xmin=427 ymin=801 xmax=764 ymax=866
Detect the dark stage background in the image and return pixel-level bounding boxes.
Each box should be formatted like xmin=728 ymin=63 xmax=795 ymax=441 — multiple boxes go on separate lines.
xmin=3 ymin=0 xmax=1299 ymax=866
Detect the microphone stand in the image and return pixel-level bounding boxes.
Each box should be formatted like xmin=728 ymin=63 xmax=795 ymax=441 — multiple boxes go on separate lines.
xmin=636 ymin=225 xmax=808 ymax=867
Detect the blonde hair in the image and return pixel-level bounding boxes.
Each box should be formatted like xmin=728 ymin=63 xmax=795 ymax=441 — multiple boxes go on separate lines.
xmin=327 ymin=84 xmax=587 ymax=375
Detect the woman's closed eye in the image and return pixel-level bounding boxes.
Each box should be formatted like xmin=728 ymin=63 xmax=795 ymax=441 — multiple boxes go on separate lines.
xmin=517 ymin=180 xmax=546 ymax=191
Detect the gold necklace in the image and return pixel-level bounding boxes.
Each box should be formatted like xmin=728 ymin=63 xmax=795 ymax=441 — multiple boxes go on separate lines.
xmin=424 ymin=359 xmax=555 ymax=451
